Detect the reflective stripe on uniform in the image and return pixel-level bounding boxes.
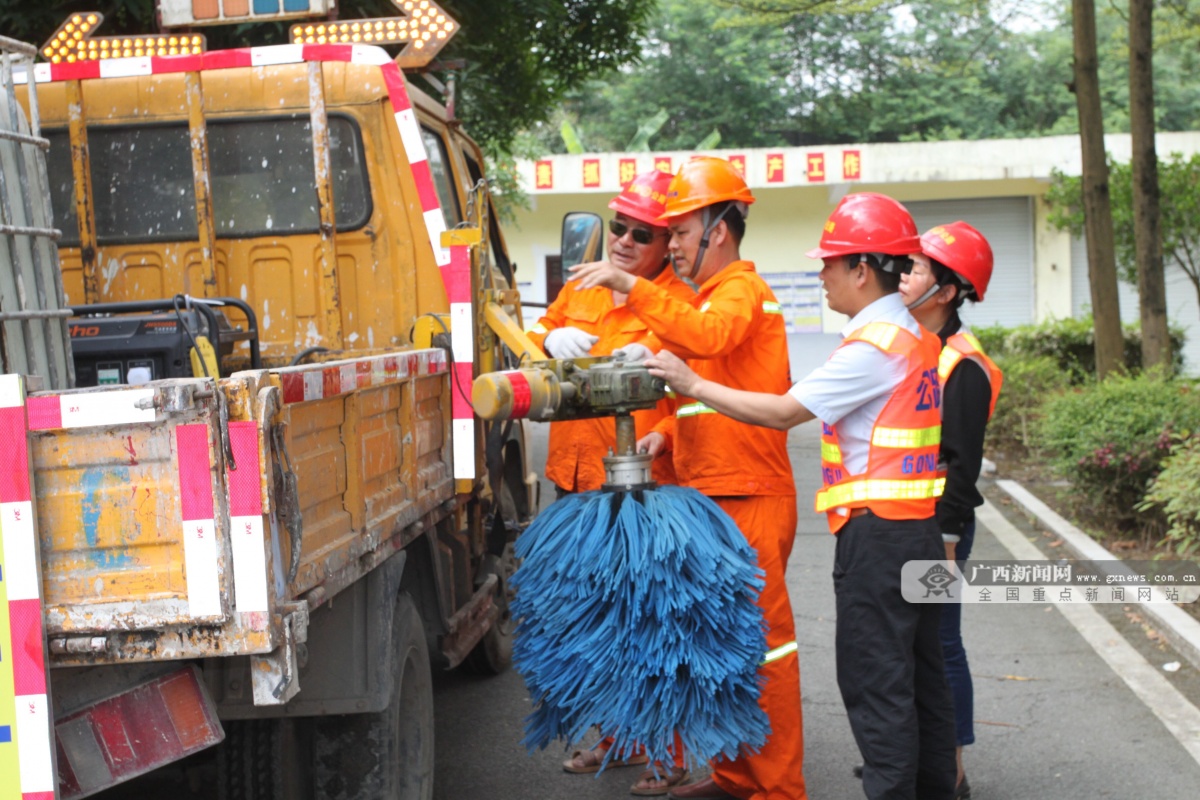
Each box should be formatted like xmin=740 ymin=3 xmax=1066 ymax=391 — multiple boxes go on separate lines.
xmin=677 ymin=402 xmax=717 ymax=418
xmin=762 ymin=301 xmax=782 ymax=314
xmin=821 ymin=441 xmax=843 ymax=464
xmin=699 ymin=301 xmax=712 ymax=312
xmin=853 ymin=322 xmax=899 ymax=350
xmin=761 ymin=641 xmax=799 ymax=665
xmin=530 ymin=323 xmax=548 ymax=335
xmin=814 ymin=478 xmax=942 ymax=512
xmin=938 ymin=347 xmax=961 ymax=383
xmin=870 ymin=425 xmax=941 ymax=448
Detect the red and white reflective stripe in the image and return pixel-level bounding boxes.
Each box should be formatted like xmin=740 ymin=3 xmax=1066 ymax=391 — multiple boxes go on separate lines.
xmin=176 ymin=425 xmax=221 ymax=619
xmin=0 ymin=375 xmax=56 ymax=800
xmin=25 ymin=389 xmax=155 ymax=431
xmin=277 ymin=349 xmax=447 ymax=405
xmin=444 ymin=243 xmax=475 ymax=480
xmin=226 ymin=422 xmax=268 ymax=630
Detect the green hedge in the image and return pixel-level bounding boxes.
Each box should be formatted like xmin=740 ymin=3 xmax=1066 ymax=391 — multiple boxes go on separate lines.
xmin=1038 ymin=373 xmax=1200 ymax=528
xmin=985 ymin=354 xmax=1071 ymax=455
xmin=974 ymin=316 xmax=1185 ymax=383
xmin=1142 ymin=436 xmax=1200 ymax=555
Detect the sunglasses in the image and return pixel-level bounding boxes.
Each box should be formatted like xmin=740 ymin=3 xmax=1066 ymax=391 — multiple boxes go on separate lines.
xmin=609 ymin=218 xmax=664 ymax=245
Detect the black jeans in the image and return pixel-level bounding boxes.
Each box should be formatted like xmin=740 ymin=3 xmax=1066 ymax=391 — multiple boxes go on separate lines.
xmin=833 ymin=512 xmax=957 ymax=800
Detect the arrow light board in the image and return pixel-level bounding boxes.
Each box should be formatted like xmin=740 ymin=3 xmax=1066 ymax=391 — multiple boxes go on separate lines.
xmin=289 ymin=0 xmax=458 ymax=68
xmin=41 ymin=13 xmax=205 ymax=63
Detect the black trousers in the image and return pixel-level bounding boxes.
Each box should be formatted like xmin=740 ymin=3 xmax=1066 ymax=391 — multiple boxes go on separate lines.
xmin=833 ymin=512 xmax=957 ymax=800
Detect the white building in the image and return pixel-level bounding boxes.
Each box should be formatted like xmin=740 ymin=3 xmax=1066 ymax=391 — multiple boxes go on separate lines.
xmin=504 ymin=132 xmax=1200 ymax=374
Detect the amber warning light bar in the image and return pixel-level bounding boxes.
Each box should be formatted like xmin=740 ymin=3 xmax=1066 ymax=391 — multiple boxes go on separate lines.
xmin=290 ymin=0 xmax=459 ymax=68
xmin=41 ymin=13 xmax=205 ymax=63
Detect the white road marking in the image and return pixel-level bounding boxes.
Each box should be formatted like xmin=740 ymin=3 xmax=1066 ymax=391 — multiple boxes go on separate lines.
xmin=978 ymin=499 xmax=1200 ymax=764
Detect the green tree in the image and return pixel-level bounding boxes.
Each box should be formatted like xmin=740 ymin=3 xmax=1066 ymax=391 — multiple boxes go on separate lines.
xmin=1045 ymin=154 xmax=1200 ymax=318
xmin=531 ymin=0 xmax=1200 ymax=153
xmin=1128 ymin=0 xmax=1170 ymax=369
xmin=544 ymin=0 xmax=795 ymax=154
xmin=0 ymin=0 xmax=654 ymax=158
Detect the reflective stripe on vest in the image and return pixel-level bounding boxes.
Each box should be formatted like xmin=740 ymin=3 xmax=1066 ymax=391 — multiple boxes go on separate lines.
xmin=530 ymin=322 xmax=548 ymax=335
xmin=871 ymin=425 xmax=942 ymax=449
xmin=762 ymin=301 xmax=782 ymax=314
xmin=821 ymin=441 xmax=843 ymax=464
xmin=815 ymin=478 xmax=943 ymax=512
xmin=854 ymin=321 xmax=900 ymax=351
xmin=677 ymin=402 xmax=717 ymax=418
xmin=761 ymin=640 xmax=798 ymax=665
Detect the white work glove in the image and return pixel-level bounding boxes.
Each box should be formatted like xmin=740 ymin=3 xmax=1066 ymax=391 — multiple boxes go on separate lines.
xmin=544 ymin=326 xmax=599 ymax=359
xmin=612 ymin=343 xmax=654 ymax=363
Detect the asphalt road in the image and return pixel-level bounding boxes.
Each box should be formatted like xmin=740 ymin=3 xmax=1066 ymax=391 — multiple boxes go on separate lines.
xmin=431 ymin=420 xmax=1200 ymax=800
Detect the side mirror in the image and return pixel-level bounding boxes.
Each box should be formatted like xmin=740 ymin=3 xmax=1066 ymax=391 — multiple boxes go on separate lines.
xmin=560 ymin=212 xmax=604 ymax=276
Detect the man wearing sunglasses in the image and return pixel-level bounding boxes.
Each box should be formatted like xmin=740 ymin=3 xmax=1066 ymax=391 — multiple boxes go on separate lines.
xmin=529 ymin=170 xmax=694 ymax=499
xmin=571 ymin=157 xmax=804 ymax=800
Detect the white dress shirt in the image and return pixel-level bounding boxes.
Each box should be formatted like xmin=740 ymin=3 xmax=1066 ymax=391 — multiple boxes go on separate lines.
xmin=789 ymin=293 xmax=921 ymax=475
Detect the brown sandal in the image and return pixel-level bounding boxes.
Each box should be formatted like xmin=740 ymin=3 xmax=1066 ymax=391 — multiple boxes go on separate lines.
xmin=630 ymin=766 xmax=689 ymax=796
xmin=562 ymin=747 xmax=650 ymax=774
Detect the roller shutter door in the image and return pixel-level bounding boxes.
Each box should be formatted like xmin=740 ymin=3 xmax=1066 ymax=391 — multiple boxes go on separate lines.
xmin=906 ymin=197 xmax=1034 ymax=328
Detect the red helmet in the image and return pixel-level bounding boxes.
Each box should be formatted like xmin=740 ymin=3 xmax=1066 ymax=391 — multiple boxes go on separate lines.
xmin=921 ymin=221 xmax=994 ymax=301
xmin=806 ymin=193 xmax=920 ymax=261
xmin=608 ymin=169 xmax=674 ymax=227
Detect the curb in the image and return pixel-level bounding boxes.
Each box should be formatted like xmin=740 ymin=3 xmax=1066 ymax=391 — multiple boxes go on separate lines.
xmin=995 ymin=478 xmax=1200 ymax=674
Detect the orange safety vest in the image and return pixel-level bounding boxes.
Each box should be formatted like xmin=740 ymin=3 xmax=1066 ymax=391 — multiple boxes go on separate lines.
xmin=814 ymin=321 xmax=944 ymax=533
xmin=933 ymin=330 xmax=1004 ymax=497
xmin=938 ymin=331 xmax=1003 ymax=419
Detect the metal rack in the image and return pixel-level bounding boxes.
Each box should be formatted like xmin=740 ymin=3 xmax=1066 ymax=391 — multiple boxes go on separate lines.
xmin=0 ymin=35 xmax=73 ymax=389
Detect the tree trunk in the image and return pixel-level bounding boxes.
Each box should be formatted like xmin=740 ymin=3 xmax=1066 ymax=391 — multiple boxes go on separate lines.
xmin=1129 ymin=0 xmax=1172 ymax=371
xmin=1072 ymin=0 xmax=1125 ymax=380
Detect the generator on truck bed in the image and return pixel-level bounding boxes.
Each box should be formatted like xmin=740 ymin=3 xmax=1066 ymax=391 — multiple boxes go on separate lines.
xmin=1 ymin=6 xmax=550 ymax=797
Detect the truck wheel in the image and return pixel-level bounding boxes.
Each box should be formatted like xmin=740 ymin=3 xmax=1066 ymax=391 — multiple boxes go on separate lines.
xmin=217 ymin=717 xmax=315 ymax=800
xmin=313 ymin=592 xmax=434 ymax=800
xmin=465 ymin=542 xmax=515 ymax=675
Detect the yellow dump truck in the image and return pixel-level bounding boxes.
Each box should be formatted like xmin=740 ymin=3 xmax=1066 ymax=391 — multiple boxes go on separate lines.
xmin=1 ymin=18 xmax=545 ymax=799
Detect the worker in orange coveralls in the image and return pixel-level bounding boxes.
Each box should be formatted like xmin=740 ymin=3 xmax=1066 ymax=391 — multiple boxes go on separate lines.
xmin=529 ymin=170 xmax=696 ymax=796
xmin=572 ymin=156 xmax=806 ymax=800
xmin=528 ymin=169 xmax=694 ymax=497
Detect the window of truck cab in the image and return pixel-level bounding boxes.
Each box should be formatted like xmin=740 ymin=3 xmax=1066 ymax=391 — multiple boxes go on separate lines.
xmin=45 ymin=114 xmax=371 ymax=245
xmin=418 ymin=124 xmax=463 ymax=230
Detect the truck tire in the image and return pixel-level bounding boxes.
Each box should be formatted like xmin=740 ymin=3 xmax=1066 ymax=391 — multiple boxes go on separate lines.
xmin=312 ymin=592 xmax=434 ymax=800
xmin=465 ymin=543 xmax=515 ymax=675
xmin=217 ymin=717 xmax=315 ymax=800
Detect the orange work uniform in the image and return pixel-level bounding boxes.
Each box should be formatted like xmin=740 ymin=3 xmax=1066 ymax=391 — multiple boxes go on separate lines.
xmin=528 ymin=266 xmax=694 ymax=492
xmin=625 ymin=260 xmax=807 ymax=800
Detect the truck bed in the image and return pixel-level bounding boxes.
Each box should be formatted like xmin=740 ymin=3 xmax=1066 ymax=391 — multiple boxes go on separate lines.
xmin=30 ymin=348 xmax=452 ymax=671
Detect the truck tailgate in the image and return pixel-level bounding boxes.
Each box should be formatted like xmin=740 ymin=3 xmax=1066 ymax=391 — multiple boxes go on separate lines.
xmin=30 ymin=382 xmax=233 ymax=634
